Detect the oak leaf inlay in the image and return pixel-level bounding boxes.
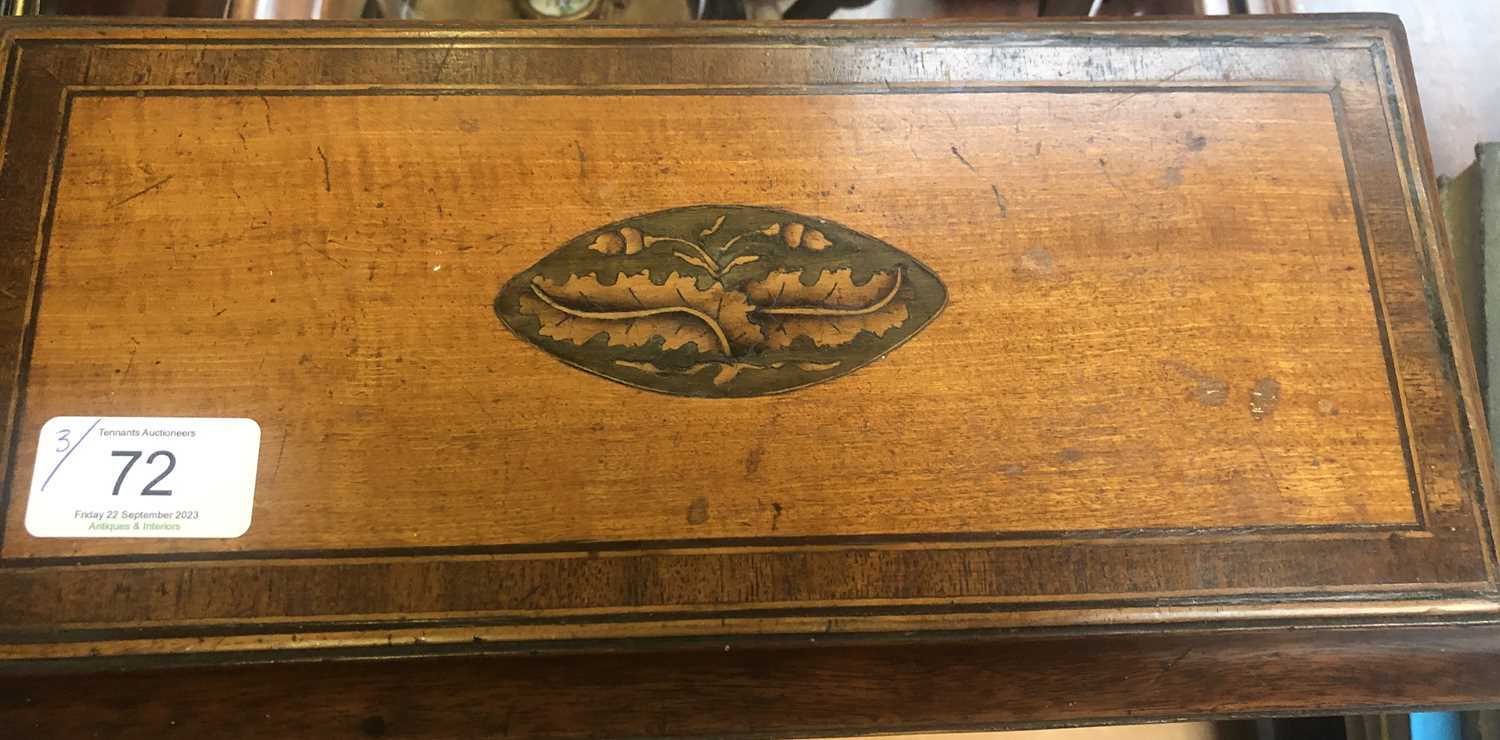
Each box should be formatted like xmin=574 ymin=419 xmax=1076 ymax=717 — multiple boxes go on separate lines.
xmin=494 ymin=205 xmax=947 ymax=397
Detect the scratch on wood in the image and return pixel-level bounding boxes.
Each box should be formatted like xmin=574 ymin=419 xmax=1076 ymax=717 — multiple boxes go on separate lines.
xmin=1254 ymin=442 xmax=1284 ymax=496
xmin=517 ymin=582 xmax=547 ymax=607
xmin=1095 ymin=158 xmax=1145 ymax=214
xmin=574 ymin=140 xmax=586 ymax=179
xmin=463 ymin=388 xmax=498 ymax=423
xmin=991 ymin=184 xmax=1009 ymax=217
xmin=435 ymin=43 xmax=456 ymax=82
xmin=259 ymin=95 xmax=273 ymax=132
xmin=269 ymin=432 xmax=289 ymax=484
xmin=950 ymin=145 xmax=977 ymax=173
xmin=109 ymin=175 xmax=174 ymax=209
xmin=1105 ymin=62 xmax=1200 ymax=112
xmin=1163 ymin=360 xmax=1228 ymax=406
xmin=302 ymin=241 xmax=347 ymax=268
xmin=1145 ymin=647 xmax=1195 ymax=687
xmin=316 ymin=146 xmax=331 ymax=192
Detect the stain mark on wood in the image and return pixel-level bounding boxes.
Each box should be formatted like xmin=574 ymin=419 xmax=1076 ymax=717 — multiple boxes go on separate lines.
xmin=686 ymin=497 xmax=709 ymax=525
xmin=1327 ymin=195 xmax=1351 ymax=220
xmin=359 ymin=715 xmax=388 ymax=738
xmin=744 ymin=445 xmax=764 ymax=476
xmin=1250 ymin=378 xmax=1282 ymax=421
xmin=1017 ymin=246 xmax=1054 ymax=277
xmin=1164 ymin=361 xmax=1229 ymax=407
xmin=991 ymin=184 xmax=1009 ymax=217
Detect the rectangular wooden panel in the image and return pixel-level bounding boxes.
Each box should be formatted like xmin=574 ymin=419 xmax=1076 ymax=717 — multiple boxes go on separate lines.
xmin=0 ymin=16 xmax=1494 ymax=667
xmin=6 ymin=88 xmax=1414 ymax=557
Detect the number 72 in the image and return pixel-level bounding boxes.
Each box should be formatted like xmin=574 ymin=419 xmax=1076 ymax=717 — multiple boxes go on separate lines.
xmin=110 ymin=450 xmax=176 ymax=496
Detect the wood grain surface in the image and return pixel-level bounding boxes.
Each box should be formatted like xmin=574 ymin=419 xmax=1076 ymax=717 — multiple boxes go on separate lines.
xmin=2 ymin=87 xmax=1416 ymax=557
xmin=0 ymin=16 xmax=1494 ymax=701
xmin=6 ymin=625 xmax=1500 ymax=739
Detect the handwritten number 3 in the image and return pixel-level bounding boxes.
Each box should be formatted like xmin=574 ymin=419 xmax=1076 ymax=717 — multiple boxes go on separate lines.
xmin=110 ymin=450 xmax=176 ymax=497
xmin=55 ymin=429 xmax=70 ymax=453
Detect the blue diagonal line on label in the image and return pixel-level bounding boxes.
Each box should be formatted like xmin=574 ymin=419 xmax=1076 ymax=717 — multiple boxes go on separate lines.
xmin=41 ymin=417 xmax=102 ymax=492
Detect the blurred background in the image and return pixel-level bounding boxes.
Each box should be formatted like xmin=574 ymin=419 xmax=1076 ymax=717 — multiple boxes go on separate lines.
xmin=4 ymin=0 xmax=1494 ymax=182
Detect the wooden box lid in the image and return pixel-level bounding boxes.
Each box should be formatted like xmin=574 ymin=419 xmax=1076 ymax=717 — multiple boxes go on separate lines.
xmin=0 ymin=15 xmax=1494 ymax=668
